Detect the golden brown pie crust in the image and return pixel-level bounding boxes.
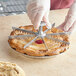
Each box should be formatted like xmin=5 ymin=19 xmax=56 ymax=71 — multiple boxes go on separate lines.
xmin=0 ymin=62 xmax=25 ymax=76
xmin=8 ymin=25 xmax=69 ymax=56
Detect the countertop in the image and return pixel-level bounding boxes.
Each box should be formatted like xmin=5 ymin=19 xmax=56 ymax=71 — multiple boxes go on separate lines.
xmin=0 ymin=9 xmax=76 ymax=76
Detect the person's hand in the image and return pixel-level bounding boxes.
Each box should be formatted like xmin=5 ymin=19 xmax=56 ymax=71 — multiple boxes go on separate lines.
xmin=57 ymin=21 xmax=76 ymax=33
xmin=57 ymin=1 xmax=76 ymax=33
xmin=26 ymin=0 xmax=51 ymax=29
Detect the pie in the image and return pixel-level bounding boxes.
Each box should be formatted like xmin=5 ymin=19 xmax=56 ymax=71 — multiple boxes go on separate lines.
xmin=8 ymin=25 xmax=69 ymax=56
xmin=0 ymin=62 xmax=25 ymax=76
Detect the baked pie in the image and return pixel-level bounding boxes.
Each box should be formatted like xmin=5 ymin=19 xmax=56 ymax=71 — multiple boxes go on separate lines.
xmin=0 ymin=62 xmax=25 ymax=76
xmin=8 ymin=25 xmax=69 ymax=56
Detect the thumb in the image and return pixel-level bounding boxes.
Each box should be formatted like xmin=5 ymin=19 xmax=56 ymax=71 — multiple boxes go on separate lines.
xmin=64 ymin=18 xmax=75 ymax=31
xmin=68 ymin=21 xmax=76 ymax=33
xmin=43 ymin=15 xmax=52 ymax=29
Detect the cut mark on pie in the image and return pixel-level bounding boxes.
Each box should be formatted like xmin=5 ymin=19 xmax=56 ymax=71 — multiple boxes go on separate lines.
xmin=35 ymin=40 xmax=44 ymax=44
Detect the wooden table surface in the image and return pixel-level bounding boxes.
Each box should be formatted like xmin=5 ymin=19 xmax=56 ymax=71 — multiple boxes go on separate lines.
xmin=0 ymin=9 xmax=76 ymax=76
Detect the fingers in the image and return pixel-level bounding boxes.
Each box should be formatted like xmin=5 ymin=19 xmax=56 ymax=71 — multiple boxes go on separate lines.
xmin=57 ymin=20 xmax=76 ymax=35
xmin=33 ymin=9 xmax=45 ymax=29
xmin=27 ymin=0 xmax=50 ymax=29
xmin=68 ymin=21 xmax=76 ymax=33
xmin=42 ymin=11 xmax=52 ymax=29
xmin=64 ymin=1 xmax=76 ymax=31
xmin=56 ymin=22 xmax=66 ymax=31
xmin=27 ymin=3 xmax=45 ymax=29
xmin=43 ymin=16 xmax=52 ymax=29
xmin=64 ymin=17 xmax=75 ymax=31
xmin=27 ymin=9 xmax=38 ymax=24
xmin=27 ymin=2 xmax=38 ymax=24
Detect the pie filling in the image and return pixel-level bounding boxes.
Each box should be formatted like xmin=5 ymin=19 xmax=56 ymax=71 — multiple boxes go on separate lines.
xmin=35 ymin=40 xmax=44 ymax=44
